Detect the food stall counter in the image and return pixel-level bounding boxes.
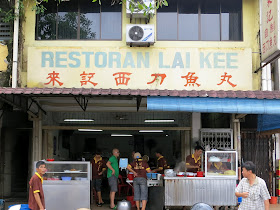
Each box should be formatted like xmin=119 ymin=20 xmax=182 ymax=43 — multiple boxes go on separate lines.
xmin=164 ymin=151 xmax=238 ymax=208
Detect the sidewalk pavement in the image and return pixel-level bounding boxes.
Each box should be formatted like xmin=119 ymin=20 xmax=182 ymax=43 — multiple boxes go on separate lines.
xmin=3 ymin=202 xmax=280 ymax=210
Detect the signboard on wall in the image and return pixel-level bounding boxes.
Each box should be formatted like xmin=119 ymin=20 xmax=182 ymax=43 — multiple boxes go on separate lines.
xmin=260 ymin=0 xmax=280 ymax=62
xmin=27 ymin=47 xmax=252 ymax=90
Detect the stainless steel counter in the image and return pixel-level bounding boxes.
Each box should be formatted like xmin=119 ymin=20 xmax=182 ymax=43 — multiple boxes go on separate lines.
xmin=34 ymin=161 xmax=90 ymax=210
xmin=164 ymin=177 xmax=237 ymax=207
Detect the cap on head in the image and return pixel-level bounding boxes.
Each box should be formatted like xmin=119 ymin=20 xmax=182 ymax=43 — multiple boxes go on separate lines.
xmin=134 ymin=152 xmax=141 ymax=159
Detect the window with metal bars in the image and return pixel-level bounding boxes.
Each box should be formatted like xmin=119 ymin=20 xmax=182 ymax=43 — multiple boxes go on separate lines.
xmin=200 ymin=128 xmax=233 ymax=150
xmin=0 ymin=16 xmax=12 ymax=41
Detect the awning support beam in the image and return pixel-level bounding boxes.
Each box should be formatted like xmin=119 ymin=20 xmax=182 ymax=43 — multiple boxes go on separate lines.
xmin=0 ymin=94 xmax=46 ymax=117
xmin=74 ymin=96 xmax=89 ymax=112
xmin=136 ymin=96 xmax=142 ymax=112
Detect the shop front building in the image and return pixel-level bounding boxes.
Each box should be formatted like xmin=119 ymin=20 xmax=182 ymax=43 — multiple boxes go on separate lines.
xmin=1 ymin=0 xmax=279 ymax=205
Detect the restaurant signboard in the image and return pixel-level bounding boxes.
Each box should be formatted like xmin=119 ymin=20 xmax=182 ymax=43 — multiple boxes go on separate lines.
xmin=27 ymin=47 xmax=252 ymax=91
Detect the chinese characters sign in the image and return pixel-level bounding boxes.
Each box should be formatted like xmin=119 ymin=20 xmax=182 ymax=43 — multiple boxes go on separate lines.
xmin=261 ymin=0 xmax=280 ymax=61
xmin=27 ymin=47 xmax=252 ymax=90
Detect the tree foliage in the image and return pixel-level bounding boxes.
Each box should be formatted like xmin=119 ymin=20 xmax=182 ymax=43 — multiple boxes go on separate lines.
xmin=0 ymin=0 xmax=168 ymax=23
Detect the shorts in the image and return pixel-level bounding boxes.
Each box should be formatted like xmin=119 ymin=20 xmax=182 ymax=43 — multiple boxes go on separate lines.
xmin=133 ymin=177 xmax=148 ymax=201
xmin=92 ymin=178 xmax=102 ymax=192
xmin=108 ymin=175 xmax=118 ymax=192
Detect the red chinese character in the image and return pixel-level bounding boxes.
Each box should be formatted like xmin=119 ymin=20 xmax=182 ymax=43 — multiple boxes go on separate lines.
xmin=113 ymin=72 xmax=132 ymax=86
xmin=80 ymin=71 xmax=98 ymax=86
xmin=217 ymin=72 xmax=236 ymax=87
xmin=147 ymin=74 xmax=166 ymax=85
xmin=263 ymin=43 xmax=266 ymax=53
xmin=270 ymin=37 xmax=273 ymax=47
xmin=265 ymin=28 xmax=268 ymax=38
xmin=181 ymin=72 xmax=201 ymax=87
xmin=267 ymin=10 xmax=273 ymax=23
xmin=267 ymin=0 xmax=272 ymax=7
xmin=274 ymin=33 xmax=277 ymax=45
xmin=270 ymin=22 xmax=275 ymax=33
xmin=44 ymin=71 xmax=63 ymax=86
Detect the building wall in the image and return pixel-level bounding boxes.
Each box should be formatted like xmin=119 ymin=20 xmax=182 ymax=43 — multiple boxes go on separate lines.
xmin=21 ymin=0 xmax=261 ymax=90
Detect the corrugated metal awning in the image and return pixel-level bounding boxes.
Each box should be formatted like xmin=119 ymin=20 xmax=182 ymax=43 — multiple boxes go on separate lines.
xmin=147 ymin=96 xmax=280 ymax=114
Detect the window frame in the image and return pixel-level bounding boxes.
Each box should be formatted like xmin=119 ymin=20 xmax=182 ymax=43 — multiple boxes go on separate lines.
xmin=35 ymin=0 xmax=122 ymax=41
xmin=156 ymin=0 xmax=243 ymax=41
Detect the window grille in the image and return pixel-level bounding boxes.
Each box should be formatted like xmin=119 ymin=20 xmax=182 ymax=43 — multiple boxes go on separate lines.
xmin=200 ymin=128 xmax=233 ymax=150
xmin=0 ymin=16 xmax=12 ymax=41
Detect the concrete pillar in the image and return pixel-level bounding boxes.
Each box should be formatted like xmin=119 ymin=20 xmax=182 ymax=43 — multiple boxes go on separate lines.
xmin=0 ymin=110 xmax=3 ymax=197
xmin=31 ymin=113 xmax=43 ymax=170
xmin=181 ymin=130 xmax=191 ymax=162
xmin=192 ymin=112 xmax=201 ymax=146
xmin=232 ymin=114 xmax=241 ymax=180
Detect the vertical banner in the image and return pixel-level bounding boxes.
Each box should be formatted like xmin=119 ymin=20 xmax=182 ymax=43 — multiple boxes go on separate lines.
xmin=261 ymin=0 xmax=280 ymax=61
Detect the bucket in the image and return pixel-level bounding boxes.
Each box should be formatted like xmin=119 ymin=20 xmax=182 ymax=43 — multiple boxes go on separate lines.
xmin=269 ymin=196 xmax=278 ymax=204
xmin=61 ymin=176 xmax=72 ymax=181
xmin=0 ymin=199 xmax=4 ymax=210
xmin=126 ymin=196 xmax=135 ymax=207
xmin=8 ymin=204 xmax=31 ymax=210
xmin=147 ymin=173 xmax=152 ymax=179
xmin=197 ymin=171 xmax=204 ymax=177
xmin=128 ymin=173 xmax=134 ymax=180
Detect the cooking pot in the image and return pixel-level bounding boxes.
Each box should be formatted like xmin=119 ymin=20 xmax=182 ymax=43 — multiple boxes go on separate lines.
xmin=117 ymin=200 xmax=131 ymax=210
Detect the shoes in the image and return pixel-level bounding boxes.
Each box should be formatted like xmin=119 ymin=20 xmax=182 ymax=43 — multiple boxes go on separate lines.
xmin=97 ymin=203 xmax=102 ymax=207
xmin=110 ymin=205 xmax=117 ymax=209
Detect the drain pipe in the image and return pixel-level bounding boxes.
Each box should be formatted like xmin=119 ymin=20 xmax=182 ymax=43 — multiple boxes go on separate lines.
xmin=12 ymin=0 xmax=20 ymax=88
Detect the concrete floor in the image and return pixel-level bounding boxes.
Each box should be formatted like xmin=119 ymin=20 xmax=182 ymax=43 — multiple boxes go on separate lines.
xmin=3 ymin=202 xmax=280 ymax=210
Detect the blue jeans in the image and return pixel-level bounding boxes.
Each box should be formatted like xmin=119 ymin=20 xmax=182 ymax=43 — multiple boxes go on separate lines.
xmin=133 ymin=177 xmax=148 ymax=201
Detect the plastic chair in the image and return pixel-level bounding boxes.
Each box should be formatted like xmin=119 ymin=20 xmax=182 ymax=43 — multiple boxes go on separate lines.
xmin=118 ymin=174 xmax=129 ymax=196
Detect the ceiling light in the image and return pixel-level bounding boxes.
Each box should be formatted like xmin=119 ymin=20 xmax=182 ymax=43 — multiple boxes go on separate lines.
xmin=78 ymin=129 xmax=102 ymax=132
xmin=139 ymin=130 xmax=164 ymax=133
xmin=144 ymin=119 xmax=175 ymax=123
xmin=64 ymin=119 xmax=94 ymax=122
xmin=111 ymin=134 xmax=133 ymax=137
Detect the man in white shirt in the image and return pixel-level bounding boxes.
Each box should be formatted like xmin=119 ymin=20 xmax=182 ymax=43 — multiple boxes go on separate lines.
xmin=235 ymin=161 xmax=270 ymax=210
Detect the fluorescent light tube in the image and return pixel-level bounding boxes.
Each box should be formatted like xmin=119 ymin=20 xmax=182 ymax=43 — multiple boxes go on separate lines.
xmin=139 ymin=130 xmax=164 ymax=133
xmin=111 ymin=134 xmax=133 ymax=137
xmin=78 ymin=129 xmax=102 ymax=132
xmin=144 ymin=120 xmax=175 ymax=123
xmin=64 ymin=119 xmax=94 ymax=122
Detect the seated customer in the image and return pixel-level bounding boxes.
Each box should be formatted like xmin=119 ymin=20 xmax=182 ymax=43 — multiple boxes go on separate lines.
xmin=127 ymin=152 xmax=151 ymax=210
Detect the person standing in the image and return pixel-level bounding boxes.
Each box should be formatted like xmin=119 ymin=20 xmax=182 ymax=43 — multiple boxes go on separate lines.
xmin=152 ymin=150 xmax=169 ymax=174
xmin=28 ymin=161 xmax=46 ymax=210
xmin=185 ymin=146 xmax=203 ymax=173
xmin=91 ymin=150 xmax=106 ymax=207
xmin=106 ymin=148 xmax=120 ymax=209
xmin=127 ymin=152 xmax=151 ymax=210
xmin=235 ymin=161 xmax=270 ymax=210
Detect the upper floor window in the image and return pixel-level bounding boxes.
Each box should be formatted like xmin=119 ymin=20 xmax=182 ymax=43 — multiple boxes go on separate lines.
xmin=157 ymin=0 xmax=242 ymax=41
xmin=35 ymin=0 xmax=122 ymax=40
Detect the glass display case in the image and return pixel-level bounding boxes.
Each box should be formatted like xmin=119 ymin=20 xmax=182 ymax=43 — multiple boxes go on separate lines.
xmin=205 ymin=151 xmax=238 ymax=179
xmin=33 ymin=161 xmax=90 ymax=210
xmin=34 ymin=161 xmax=90 ymax=181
